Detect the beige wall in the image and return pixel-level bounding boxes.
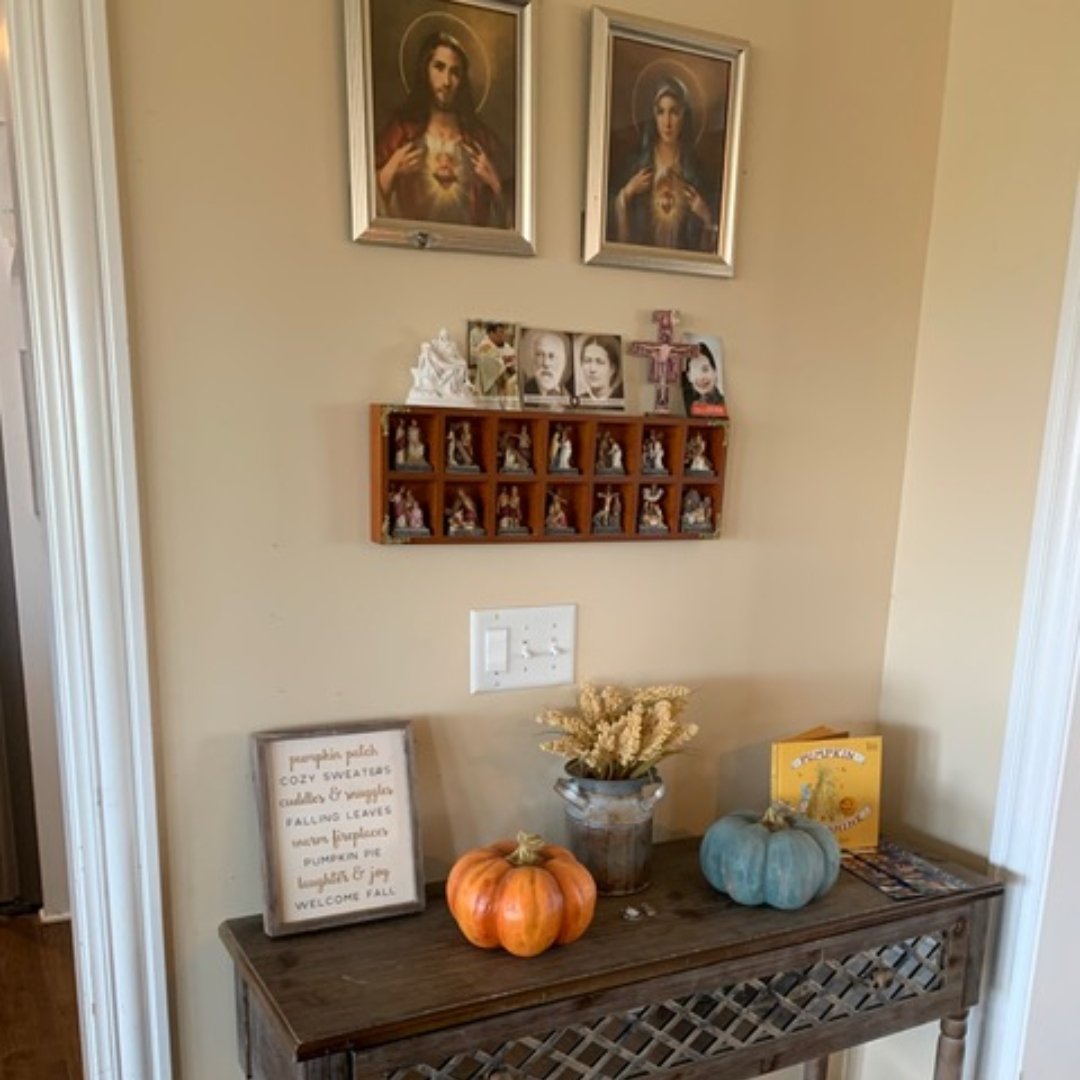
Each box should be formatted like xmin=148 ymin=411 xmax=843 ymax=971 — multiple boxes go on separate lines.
xmin=881 ymin=0 xmax=1080 ymax=853
xmin=875 ymin=0 xmax=1080 ymax=1077
xmin=107 ymin=0 xmax=952 ymax=1076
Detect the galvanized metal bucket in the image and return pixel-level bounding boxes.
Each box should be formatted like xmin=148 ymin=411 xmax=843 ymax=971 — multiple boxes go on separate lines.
xmin=555 ymin=768 xmax=665 ymax=895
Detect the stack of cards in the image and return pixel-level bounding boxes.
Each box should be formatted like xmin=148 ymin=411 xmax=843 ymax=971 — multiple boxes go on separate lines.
xmin=842 ymin=840 xmax=970 ymax=901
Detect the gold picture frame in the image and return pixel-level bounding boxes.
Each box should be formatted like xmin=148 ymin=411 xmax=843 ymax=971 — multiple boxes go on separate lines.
xmin=344 ymin=0 xmax=536 ymax=256
xmin=582 ymin=8 xmax=748 ymax=278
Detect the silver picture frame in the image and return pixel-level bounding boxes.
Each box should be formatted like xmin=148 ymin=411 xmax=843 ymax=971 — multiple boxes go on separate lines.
xmin=583 ymin=8 xmax=748 ymax=278
xmin=344 ymin=0 xmax=536 ymax=256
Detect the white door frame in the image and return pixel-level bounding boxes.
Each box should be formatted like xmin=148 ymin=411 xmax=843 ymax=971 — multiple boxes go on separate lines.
xmin=975 ymin=180 xmax=1080 ymax=1078
xmin=6 ymin=2 xmax=171 ymax=1077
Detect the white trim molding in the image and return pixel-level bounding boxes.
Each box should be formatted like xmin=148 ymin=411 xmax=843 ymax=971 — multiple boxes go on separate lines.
xmin=6 ymin=2 xmax=172 ymax=1077
xmin=978 ymin=180 xmax=1080 ymax=1078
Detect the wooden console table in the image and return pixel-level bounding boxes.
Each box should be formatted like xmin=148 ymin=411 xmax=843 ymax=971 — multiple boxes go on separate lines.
xmin=220 ymin=837 xmax=1001 ymax=1080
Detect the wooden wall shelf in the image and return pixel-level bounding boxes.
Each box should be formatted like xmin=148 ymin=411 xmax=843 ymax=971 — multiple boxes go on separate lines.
xmin=370 ymin=404 xmax=728 ymax=544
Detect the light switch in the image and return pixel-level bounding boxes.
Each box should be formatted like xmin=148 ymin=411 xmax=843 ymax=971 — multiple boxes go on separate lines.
xmin=469 ymin=605 xmax=576 ymax=693
xmin=484 ymin=627 xmax=509 ymax=674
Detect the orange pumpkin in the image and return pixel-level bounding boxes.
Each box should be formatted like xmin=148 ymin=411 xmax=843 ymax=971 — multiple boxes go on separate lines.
xmin=446 ymin=832 xmax=597 ymax=957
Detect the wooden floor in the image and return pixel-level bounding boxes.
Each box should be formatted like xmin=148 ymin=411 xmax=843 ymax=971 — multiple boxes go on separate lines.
xmin=0 ymin=915 xmax=82 ymax=1079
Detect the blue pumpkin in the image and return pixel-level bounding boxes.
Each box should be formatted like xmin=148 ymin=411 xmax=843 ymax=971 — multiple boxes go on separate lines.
xmin=700 ymin=804 xmax=841 ymax=910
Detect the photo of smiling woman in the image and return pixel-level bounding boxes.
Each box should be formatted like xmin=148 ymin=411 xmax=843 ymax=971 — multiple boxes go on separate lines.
xmin=572 ymin=333 xmax=625 ymax=410
xmin=681 ymin=333 xmax=728 ymax=418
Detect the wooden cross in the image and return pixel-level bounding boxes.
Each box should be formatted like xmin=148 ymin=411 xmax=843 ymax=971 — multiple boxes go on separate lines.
xmin=629 ymin=310 xmax=699 ymax=414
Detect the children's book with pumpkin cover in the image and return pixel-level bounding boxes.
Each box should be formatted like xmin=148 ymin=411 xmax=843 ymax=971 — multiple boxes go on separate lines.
xmin=770 ymin=726 xmax=882 ymax=850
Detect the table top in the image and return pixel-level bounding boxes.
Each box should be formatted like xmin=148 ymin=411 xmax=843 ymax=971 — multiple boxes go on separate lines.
xmin=220 ymin=836 xmax=1001 ymax=1060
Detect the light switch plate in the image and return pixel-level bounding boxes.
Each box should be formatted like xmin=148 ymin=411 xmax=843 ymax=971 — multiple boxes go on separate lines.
xmin=469 ymin=604 xmax=576 ymax=693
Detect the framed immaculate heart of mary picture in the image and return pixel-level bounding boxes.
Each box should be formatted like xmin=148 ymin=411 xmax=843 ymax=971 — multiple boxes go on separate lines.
xmin=583 ymin=8 xmax=748 ymax=278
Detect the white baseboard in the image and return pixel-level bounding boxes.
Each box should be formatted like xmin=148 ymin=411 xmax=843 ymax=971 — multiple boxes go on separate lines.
xmin=37 ymin=909 xmax=72 ymax=925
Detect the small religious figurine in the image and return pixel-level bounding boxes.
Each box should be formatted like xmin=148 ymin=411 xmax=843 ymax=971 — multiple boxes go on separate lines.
xmin=592 ymin=486 xmax=623 ymax=533
xmin=498 ymin=424 xmax=533 ymax=473
xmin=629 ymin=310 xmax=699 ymax=414
xmin=393 ymin=416 xmax=430 ymax=471
xmin=496 ymin=485 xmax=528 ymax=535
xmin=642 ymin=431 xmax=667 ymax=474
xmin=405 ymin=491 xmax=427 ymax=531
xmin=684 ymin=432 xmax=713 ymax=474
xmin=545 ymin=490 xmax=574 ymax=533
xmin=596 ymin=430 xmax=625 ymax=474
xmin=446 ymin=488 xmax=484 ymax=536
xmin=388 ymin=485 xmax=407 ymax=532
xmin=496 ymin=488 xmax=511 ymax=529
xmin=549 ymin=424 xmax=577 ymax=474
xmin=638 ymin=484 xmax=668 ymax=533
xmin=404 ymin=418 xmax=429 ymax=468
xmin=387 ymin=485 xmax=430 ymax=538
xmin=406 ymin=328 xmax=477 ymax=407
xmin=446 ymin=420 xmax=478 ymax=471
xmin=557 ymin=429 xmax=574 ymax=471
xmin=680 ymin=490 xmax=715 ymax=533
xmin=518 ymin=425 xmax=533 ymax=467
xmin=499 ymin=433 xmax=523 ymax=472
xmin=508 ymin=485 xmax=525 ymax=529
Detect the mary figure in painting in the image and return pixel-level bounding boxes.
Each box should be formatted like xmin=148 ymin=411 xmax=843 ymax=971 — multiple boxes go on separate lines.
xmin=608 ymin=78 xmax=719 ymax=253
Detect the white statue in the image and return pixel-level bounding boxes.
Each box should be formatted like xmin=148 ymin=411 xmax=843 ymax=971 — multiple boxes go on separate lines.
xmin=406 ymin=328 xmax=477 ymax=407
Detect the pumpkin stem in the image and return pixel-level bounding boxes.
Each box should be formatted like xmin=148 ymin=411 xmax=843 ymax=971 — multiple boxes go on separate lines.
xmin=508 ymin=831 xmax=546 ymax=866
xmin=761 ymin=801 xmax=798 ymax=832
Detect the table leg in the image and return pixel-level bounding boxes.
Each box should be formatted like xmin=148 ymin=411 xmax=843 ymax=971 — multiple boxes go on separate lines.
xmin=234 ymin=972 xmax=251 ymax=1078
xmin=803 ymin=1057 xmax=829 ymax=1080
xmin=933 ymin=1011 xmax=969 ymax=1079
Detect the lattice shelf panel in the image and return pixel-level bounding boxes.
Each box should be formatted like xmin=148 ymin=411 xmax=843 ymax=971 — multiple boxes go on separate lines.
xmin=385 ymin=933 xmax=948 ymax=1080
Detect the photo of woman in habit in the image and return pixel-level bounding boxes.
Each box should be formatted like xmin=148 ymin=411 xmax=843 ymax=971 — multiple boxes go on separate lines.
xmin=572 ymin=333 xmax=625 ymax=409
